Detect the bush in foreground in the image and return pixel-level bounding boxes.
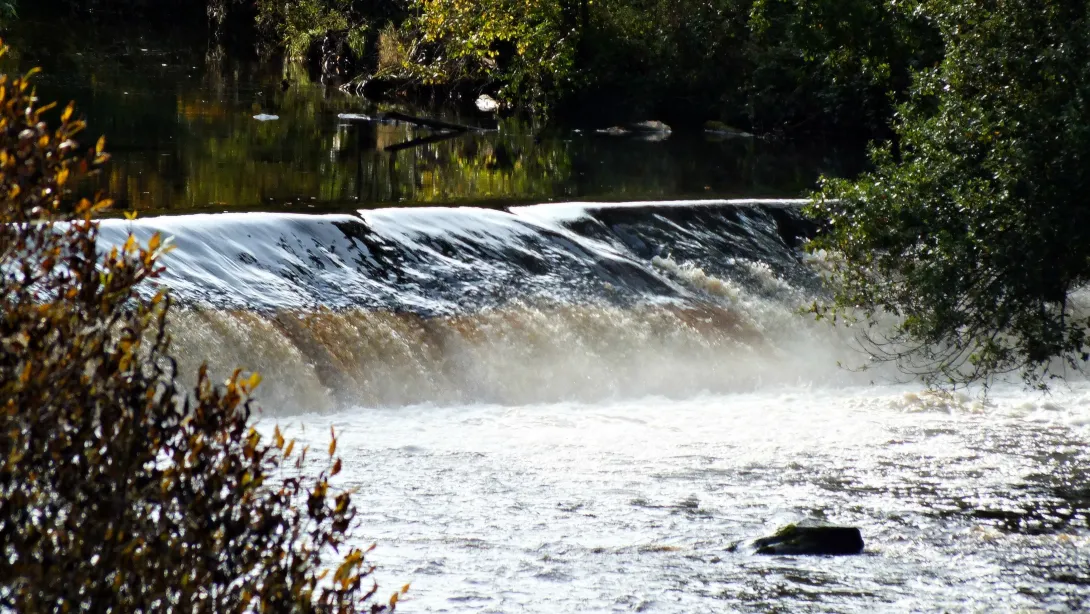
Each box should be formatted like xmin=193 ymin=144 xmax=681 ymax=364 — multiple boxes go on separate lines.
xmin=0 ymin=48 xmax=402 ymax=611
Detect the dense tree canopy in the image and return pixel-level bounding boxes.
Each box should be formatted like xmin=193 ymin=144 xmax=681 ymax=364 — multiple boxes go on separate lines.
xmin=810 ymin=0 xmax=1090 ymax=387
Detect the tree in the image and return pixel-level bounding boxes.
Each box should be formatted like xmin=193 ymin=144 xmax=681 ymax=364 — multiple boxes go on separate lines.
xmin=747 ymin=0 xmax=940 ymax=135
xmin=810 ymin=0 xmax=1090 ymax=388
xmin=408 ymin=0 xmax=577 ymax=107
xmin=0 ymin=50 xmax=404 ymax=610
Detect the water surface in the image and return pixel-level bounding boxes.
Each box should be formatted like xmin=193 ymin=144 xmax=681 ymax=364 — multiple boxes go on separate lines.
xmin=7 ymin=16 xmax=857 ymax=214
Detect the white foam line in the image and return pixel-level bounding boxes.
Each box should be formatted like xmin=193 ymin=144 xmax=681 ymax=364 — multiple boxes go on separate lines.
xmin=510 ymin=198 xmax=810 ymax=223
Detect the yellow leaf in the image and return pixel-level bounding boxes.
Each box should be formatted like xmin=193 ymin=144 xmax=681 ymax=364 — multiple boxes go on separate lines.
xmin=273 ymin=425 xmax=284 ymax=449
xmin=247 ymin=371 xmax=262 ymax=391
xmin=333 ymin=557 xmax=355 ymax=583
xmin=283 ymin=440 xmax=295 ymax=459
xmin=96 ymin=135 xmax=106 ymax=154
xmin=328 ymin=427 xmax=337 ymax=457
xmin=123 ymin=234 xmax=136 ymax=254
xmin=148 ymin=232 xmax=161 ymax=252
xmin=401 ymin=583 xmax=411 ymax=595
xmin=61 ymin=102 xmax=73 ymax=123
xmin=124 ymin=210 xmax=138 ymax=221
xmin=331 ymin=458 xmax=342 ymax=476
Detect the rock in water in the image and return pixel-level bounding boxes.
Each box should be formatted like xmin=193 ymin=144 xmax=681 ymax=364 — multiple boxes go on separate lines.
xmin=596 ymin=126 xmax=630 ymax=136
xmin=628 ymin=120 xmax=672 ymax=133
xmin=476 ymin=94 xmax=500 ymax=113
xmin=753 ymin=524 xmax=864 ymax=555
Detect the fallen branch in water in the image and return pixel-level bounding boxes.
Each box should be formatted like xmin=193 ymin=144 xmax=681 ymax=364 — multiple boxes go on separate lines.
xmin=380 ymin=111 xmax=485 ymax=133
xmin=382 ymin=130 xmax=463 ymax=152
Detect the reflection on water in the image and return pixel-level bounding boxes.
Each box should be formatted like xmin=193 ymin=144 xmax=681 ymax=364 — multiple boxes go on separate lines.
xmin=7 ymin=17 xmax=859 ymax=213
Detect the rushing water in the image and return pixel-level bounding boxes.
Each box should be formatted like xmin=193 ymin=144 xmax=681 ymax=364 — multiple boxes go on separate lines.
xmin=15 ymin=13 xmax=1090 ymax=612
xmin=97 ymin=201 xmax=1090 ymax=612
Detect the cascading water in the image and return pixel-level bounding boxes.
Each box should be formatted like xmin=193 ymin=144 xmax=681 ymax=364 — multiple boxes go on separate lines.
xmin=99 ymin=200 xmax=1090 ymax=612
xmin=100 ymin=200 xmax=870 ymax=410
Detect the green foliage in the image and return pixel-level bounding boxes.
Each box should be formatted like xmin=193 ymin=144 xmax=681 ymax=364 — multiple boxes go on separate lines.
xmin=397 ymin=0 xmax=939 ymax=130
xmin=256 ymin=0 xmax=368 ymax=60
xmin=746 ymin=0 xmax=939 ymax=133
xmin=576 ymin=0 xmax=751 ymax=119
xmin=0 ymin=49 xmax=400 ymax=610
xmin=810 ymin=0 xmax=1090 ymax=387
xmin=407 ymin=0 xmax=578 ymax=108
xmin=242 ymin=0 xmax=943 ymax=130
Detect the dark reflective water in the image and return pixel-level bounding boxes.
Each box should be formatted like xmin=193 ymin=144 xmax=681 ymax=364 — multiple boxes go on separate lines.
xmin=5 ymin=16 xmax=859 ymax=214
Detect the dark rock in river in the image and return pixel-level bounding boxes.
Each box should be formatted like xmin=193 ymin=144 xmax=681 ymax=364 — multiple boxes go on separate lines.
xmin=753 ymin=523 xmax=864 ymax=555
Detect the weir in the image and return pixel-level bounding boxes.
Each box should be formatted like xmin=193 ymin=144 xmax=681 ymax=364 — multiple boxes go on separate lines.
xmin=99 ymin=199 xmax=864 ymax=411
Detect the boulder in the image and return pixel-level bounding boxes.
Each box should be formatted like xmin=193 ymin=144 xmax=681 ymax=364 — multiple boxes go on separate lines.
xmin=752 ymin=523 xmax=864 ymax=555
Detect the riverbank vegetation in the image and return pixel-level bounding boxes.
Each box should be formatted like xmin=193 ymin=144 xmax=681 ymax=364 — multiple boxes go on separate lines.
xmin=0 ymin=46 xmax=399 ymax=610
xmin=17 ymin=0 xmax=943 ymax=136
xmin=810 ymin=1 xmax=1090 ymax=388
xmin=248 ymin=0 xmax=942 ymax=134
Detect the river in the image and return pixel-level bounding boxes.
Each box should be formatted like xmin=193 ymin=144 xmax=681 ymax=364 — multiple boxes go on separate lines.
xmin=22 ymin=14 xmax=1090 ymax=612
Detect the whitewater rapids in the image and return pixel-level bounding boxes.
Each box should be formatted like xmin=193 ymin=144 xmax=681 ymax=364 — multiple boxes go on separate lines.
xmin=97 ymin=200 xmax=1090 ymax=611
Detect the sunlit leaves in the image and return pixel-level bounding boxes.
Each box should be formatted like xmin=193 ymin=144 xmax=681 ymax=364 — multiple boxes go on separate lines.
xmin=407 ymin=0 xmax=577 ymax=106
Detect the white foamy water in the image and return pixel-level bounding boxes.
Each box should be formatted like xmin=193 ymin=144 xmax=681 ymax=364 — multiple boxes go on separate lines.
xmin=98 ymin=201 xmax=1090 ymax=610
xmin=266 ymin=382 xmax=1090 ymax=613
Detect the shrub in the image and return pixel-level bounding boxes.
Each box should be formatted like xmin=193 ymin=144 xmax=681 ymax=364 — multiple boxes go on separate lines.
xmin=0 ymin=47 xmax=401 ymax=611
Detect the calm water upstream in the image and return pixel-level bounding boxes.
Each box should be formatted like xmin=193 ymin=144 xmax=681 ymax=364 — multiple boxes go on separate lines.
xmin=18 ymin=16 xmax=1090 ymax=613
xmin=5 ymin=15 xmax=855 ymax=215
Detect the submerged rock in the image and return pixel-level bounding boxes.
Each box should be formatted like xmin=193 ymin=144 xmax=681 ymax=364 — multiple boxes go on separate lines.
xmin=628 ymin=120 xmax=672 ymax=133
xmin=753 ymin=523 xmax=864 ymax=555
xmin=595 ymin=121 xmax=671 ymax=140
xmin=596 ymin=126 xmax=630 ymax=136
xmin=704 ymin=120 xmax=753 ymax=138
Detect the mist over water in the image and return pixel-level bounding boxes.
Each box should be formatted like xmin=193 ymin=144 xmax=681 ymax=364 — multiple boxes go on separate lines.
xmin=100 ymin=200 xmax=1090 ymax=611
